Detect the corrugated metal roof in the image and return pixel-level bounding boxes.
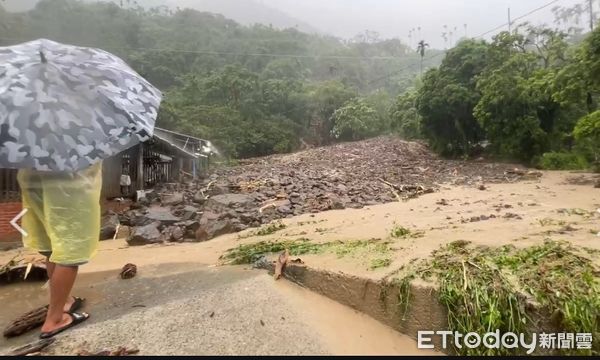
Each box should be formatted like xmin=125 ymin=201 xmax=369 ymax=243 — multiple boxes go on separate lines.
xmin=152 ymin=131 xmax=198 ymax=159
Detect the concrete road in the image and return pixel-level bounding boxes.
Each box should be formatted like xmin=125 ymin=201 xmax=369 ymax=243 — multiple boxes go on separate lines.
xmin=0 ymin=263 xmax=434 ymax=356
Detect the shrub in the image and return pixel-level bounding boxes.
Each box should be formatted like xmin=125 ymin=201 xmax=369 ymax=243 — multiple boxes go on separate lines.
xmin=538 ymin=152 xmax=588 ymax=170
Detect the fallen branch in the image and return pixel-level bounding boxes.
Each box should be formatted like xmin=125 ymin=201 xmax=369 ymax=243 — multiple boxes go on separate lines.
xmin=7 ymin=338 xmax=55 ymax=356
xmin=259 ymin=202 xmax=277 ymax=213
xmin=78 ymin=347 xmax=139 ymax=356
xmin=467 ymin=260 xmax=482 ymax=270
xmin=198 ymin=180 xmax=216 ymax=201
xmin=112 ymin=224 xmax=121 ymax=241
xmin=461 ymin=260 xmax=468 ymax=291
xmin=378 ymin=178 xmax=401 ymax=191
xmin=274 ymin=249 xmax=290 ymax=280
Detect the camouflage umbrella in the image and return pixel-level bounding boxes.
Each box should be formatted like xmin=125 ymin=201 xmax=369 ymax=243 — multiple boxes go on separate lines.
xmin=0 ymin=38 xmax=162 ymax=172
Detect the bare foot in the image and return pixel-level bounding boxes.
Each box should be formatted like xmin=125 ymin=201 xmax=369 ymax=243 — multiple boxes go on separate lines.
xmin=40 ymin=313 xmax=72 ymax=334
xmin=63 ymin=296 xmax=75 ymax=313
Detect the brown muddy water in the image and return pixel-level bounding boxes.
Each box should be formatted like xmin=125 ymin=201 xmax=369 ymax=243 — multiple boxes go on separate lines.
xmin=0 ymin=264 xmax=438 ymax=355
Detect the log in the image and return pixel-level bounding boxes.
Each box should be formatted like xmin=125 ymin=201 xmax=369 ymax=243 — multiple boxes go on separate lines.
xmin=7 ymin=338 xmax=55 ymax=356
xmin=3 ymin=305 xmax=48 ymax=338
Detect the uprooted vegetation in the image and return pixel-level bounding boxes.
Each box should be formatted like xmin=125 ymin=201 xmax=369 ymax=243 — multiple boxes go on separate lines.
xmin=389 ymin=223 xmax=425 ymax=239
xmin=385 ymin=240 xmax=600 ymax=355
xmin=238 ymin=221 xmax=287 ymax=239
xmin=220 ymin=238 xmax=393 ymax=271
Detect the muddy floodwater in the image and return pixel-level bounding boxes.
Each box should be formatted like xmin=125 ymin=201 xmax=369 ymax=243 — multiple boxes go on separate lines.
xmin=0 ymin=264 xmax=438 ymax=355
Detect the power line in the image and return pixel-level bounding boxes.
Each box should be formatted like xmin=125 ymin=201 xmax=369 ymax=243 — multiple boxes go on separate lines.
xmin=367 ymin=51 xmax=446 ymax=85
xmin=0 ymin=36 xmax=415 ymax=62
xmin=0 ymin=0 xmax=568 ymax=83
xmin=370 ymin=0 xmax=565 ymax=85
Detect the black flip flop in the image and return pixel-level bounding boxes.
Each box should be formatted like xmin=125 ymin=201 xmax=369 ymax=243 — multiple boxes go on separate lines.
xmin=39 ymin=312 xmax=89 ymax=339
xmin=68 ymin=297 xmax=85 ymax=313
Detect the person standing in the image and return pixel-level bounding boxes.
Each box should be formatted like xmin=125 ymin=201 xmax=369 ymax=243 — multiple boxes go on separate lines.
xmin=0 ymin=39 xmax=162 ymax=339
xmin=17 ymin=162 xmax=103 ymax=338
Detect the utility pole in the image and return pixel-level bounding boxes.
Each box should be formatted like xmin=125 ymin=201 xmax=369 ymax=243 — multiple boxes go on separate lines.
xmin=590 ymin=0 xmax=594 ymax=31
xmin=508 ymin=8 xmax=512 ymax=33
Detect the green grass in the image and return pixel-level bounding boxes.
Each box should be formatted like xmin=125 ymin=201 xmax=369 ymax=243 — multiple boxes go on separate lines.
xmin=389 ymin=240 xmax=599 ymax=355
xmin=238 ymin=221 xmax=287 ymax=239
xmin=390 ymin=223 xmax=424 ymax=239
xmin=220 ymin=238 xmax=326 ymax=265
xmin=538 ymin=218 xmax=567 ymax=227
xmin=256 ymin=221 xmax=287 ymax=236
xmin=558 ymin=208 xmax=595 ymax=217
xmin=221 ymin=238 xmax=394 ymax=266
xmin=297 ymin=219 xmax=327 ymax=226
xmin=332 ymin=238 xmax=391 ymax=258
xmin=379 ymin=275 xmax=414 ymax=321
xmin=370 ymin=258 xmax=392 ymax=270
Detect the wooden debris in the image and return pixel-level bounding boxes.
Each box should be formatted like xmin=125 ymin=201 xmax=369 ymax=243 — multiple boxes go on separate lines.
xmin=112 ymin=224 xmax=121 ymax=241
xmin=290 ymin=258 xmax=304 ymax=264
xmin=119 ymin=263 xmax=137 ymax=280
xmin=77 ymin=347 xmax=139 ymax=356
xmin=7 ymin=338 xmax=55 ymax=356
xmin=274 ymin=249 xmax=290 ymax=280
xmin=197 ymin=180 xmax=216 ymax=202
xmin=0 ymin=261 xmax=47 ymax=285
xmin=259 ymin=203 xmax=277 ymax=214
xmin=3 ymin=305 xmax=48 ymax=338
xmin=378 ymin=178 xmax=434 ymax=200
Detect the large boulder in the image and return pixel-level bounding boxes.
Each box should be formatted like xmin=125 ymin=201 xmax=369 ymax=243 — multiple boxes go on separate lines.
xmin=326 ymin=194 xmax=346 ymax=210
xmin=120 ymin=210 xmax=153 ymax=227
xmin=195 ymin=220 xmax=236 ymax=242
xmin=177 ymin=220 xmax=201 ymax=238
xmin=194 ymin=211 xmax=245 ymax=241
xmin=99 ymin=212 xmax=120 ymax=240
xmin=205 ymin=194 xmax=253 ymax=210
xmin=181 ymin=206 xmax=200 ymax=221
xmin=127 ymin=222 xmax=162 ymax=246
xmin=209 ymin=183 xmax=229 ymax=196
xmin=161 ymin=192 xmax=184 ymax=206
xmin=145 ymin=207 xmax=181 ymax=226
xmin=161 ymin=226 xmax=185 ymax=242
xmin=197 ymin=220 xmax=247 ymax=242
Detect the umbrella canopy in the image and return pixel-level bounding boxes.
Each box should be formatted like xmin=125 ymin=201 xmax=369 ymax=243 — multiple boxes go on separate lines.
xmin=0 ymin=38 xmax=162 ymax=172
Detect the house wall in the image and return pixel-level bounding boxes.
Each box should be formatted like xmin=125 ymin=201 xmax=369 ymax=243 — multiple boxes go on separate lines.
xmin=0 ymin=201 xmax=21 ymax=241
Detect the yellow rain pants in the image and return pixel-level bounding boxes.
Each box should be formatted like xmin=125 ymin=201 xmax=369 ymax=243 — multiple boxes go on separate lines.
xmin=16 ymin=162 xmax=103 ymax=266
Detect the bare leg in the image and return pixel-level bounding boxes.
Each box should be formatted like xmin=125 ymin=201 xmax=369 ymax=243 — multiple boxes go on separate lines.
xmin=41 ymin=265 xmax=78 ymax=333
xmin=45 ymin=261 xmax=55 ymax=278
xmin=45 ymin=260 xmax=75 ymax=312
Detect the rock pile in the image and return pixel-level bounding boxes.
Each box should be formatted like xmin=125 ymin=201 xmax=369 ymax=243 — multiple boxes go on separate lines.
xmin=101 ymin=136 xmax=537 ymax=245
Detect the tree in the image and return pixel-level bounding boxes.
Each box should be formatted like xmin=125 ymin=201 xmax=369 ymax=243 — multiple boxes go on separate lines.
xmin=416 ymin=40 xmax=488 ymax=155
xmin=390 ymin=89 xmax=421 ymax=139
xmin=475 ymin=28 xmax=577 ymax=162
xmin=574 ymin=110 xmax=600 ymax=167
xmin=417 ymin=40 xmax=430 ymax=74
xmin=306 ymin=81 xmax=356 ymax=145
xmin=330 ymin=98 xmax=379 ymax=141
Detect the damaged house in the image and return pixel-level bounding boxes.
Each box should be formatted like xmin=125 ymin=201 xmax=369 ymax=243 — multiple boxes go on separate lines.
xmin=0 ymin=127 xmax=212 ymax=243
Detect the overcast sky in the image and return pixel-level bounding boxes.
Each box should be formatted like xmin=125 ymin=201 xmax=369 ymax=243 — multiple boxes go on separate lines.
xmin=261 ymin=0 xmax=581 ymax=48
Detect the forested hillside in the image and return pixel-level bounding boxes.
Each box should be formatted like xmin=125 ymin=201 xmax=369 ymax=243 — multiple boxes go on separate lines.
xmin=0 ymin=0 xmax=443 ymax=158
xmin=393 ymin=21 xmax=600 ymax=170
xmin=1 ymin=0 xmax=598 ymax=171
